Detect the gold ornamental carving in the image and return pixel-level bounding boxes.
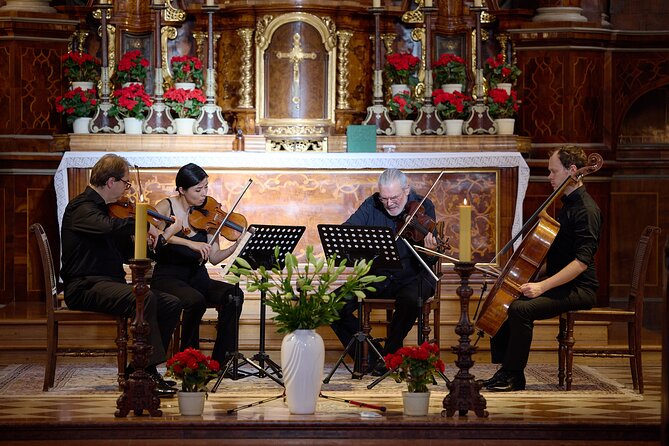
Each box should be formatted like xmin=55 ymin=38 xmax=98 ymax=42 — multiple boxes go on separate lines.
xmin=381 ymin=33 xmax=396 ymax=55
xmin=161 ymin=26 xmax=178 ymax=82
xmin=237 ymin=28 xmax=255 ymax=109
xmin=276 ymin=33 xmax=317 ymax=110
xmin=336 ymin=30 xmax=352 ymax=110
xmin=163 ymin=0 xmax=186 ymax=23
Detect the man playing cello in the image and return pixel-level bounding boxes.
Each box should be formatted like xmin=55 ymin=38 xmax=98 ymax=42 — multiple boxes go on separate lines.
xmin=483 ymin=146 xmax=602 ymax=391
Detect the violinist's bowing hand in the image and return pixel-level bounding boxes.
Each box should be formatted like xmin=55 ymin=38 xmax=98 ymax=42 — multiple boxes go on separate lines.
xmin=520 ymin=282 xmax=544 ymax=298
xmin=194 ymin=241 xmax=212 ymax=261
xmin=423 ymin=232 xmax=438 ymax=250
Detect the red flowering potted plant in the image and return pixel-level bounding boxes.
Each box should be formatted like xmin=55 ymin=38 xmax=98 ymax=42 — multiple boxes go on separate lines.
xmin=384 ymin=342 xmax=445 ymax=416
xmin=166 ymin=347 xmax=220 ymax=416
xmin=108 ymin=83 xmax=153 ymax=133
xmin=61 ymin=51 xmax=101 ymax=89
xmin=114 ymin=50 xmax=150 ymax=86
xmin=384 ymin=52 xmax=420 ymax=95
xmin=170 ymin=55 xmax=204 ymax=89
xmin=55 ymin=87 xmax=98 ymax=133
xmin=483 ymin=53 xmax=521 ymax=91
xmin=433 ymin=53 xmax=467 ymax=93
xmin=163 ymin=87 xmax=207 ymax=134
xmin=487 ymin=87 xmax=520 ymax=135
xmin=432 ymin=89 xmax=472 ymax=135
xmin=388 ymin=92 xmax=421 ymax=136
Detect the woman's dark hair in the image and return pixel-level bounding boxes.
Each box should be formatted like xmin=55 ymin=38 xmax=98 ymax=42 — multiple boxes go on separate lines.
xmin=175 ymin=163 xmax=208 ymax=191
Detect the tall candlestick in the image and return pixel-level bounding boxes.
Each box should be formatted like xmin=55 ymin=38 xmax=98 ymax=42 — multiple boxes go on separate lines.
xmin=459 ymin=198 xmax=472 ymax=262
xmin=134 ymin=202 xmax=148 ymax=259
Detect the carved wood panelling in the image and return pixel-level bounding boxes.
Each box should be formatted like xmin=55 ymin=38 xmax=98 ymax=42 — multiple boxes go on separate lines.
xmin=20 ymin=47 xmax=62 ymax=134
xmin=0 ymin=47 xmax=10 ymax=131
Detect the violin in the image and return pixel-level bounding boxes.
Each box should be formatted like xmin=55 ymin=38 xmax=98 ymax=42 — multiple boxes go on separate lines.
xmin=188 ymin=196 xmax=247 ymax=241
xmin=398 ymin=200 xmax=451 ymax=253
xmin=108 ymin=196 xmax=175 ymax=227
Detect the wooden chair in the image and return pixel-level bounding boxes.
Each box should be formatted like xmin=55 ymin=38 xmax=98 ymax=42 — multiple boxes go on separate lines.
xmin=30 ymin=223 xmax=128 ymax=391
xmin=558 ymin=225 xmax=661 ymax=393
xmin=361 ymin=261 xmax=442 ymax=370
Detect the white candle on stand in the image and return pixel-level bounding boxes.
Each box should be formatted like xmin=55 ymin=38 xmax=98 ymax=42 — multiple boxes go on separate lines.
xmin=134 ymin=202 xmax=148 ymax=260
xmin=425 ymin=0 xmax=432 ymax=7
xmin=206 ymin=0 xmax=214 ymax=5
xmin=373 ymin=0 xmax=381 ymax=7
xmin=459 ymin=198 xmax=472 ymax=262
xmin=474 ymin=0 xmax=482 ymax=7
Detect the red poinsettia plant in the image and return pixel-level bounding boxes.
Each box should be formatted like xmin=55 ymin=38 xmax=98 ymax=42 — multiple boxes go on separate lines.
xmin=433 ymin=53 xmax=467 ymax=86
xmin=388 ymin=92 xmax=421 ymax=120
xmin=55 ymin=87 xmax=98 ymax=125
xmin=115 ymin=50 xmax=150 ymax=84
xmin=166 ymin=348 xmax=220 ymax=392
xmin=384 ymin=52 xmax=421 ymax=85
xmin=61 ymin=51 xmax=101 ymax=83
xmin=487 ymin=88 xmax=520 ymax=119
xmin=164 ymin=87 xmax=207 ymax=119
xmin=108 ymin=83 xmax=153 ymax=120
xmin=484 ymin=53 xmax=522 ymax=88
xmin=432 ymin=89 xmax=472 ymax=120
xmin=384 ymin=342 xmax=445 ymax=393
xmin=170 ymin=55 xmax=204 ymax=87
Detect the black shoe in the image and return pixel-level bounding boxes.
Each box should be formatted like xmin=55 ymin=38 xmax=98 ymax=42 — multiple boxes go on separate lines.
xmin=149 ymin=371 xmax=177 ymax=388
xmin=485 ymin=371 xmax=526 ymax=392
xmin=478 ymin=367 xmax=508 ymax=388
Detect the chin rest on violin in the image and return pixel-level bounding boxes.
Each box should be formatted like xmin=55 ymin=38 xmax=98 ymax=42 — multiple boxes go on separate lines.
xmin=108 ymin=196 xmax=174 ymax=227
xmin=188 ymin=196 xmax=248 ymax=241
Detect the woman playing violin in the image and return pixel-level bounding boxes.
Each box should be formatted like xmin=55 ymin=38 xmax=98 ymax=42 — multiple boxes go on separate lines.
xmin=150 ymin=163 xmax=245 ymax=365
xmin=483 ymin=146 xmax=602 ymax=392
xmin=330 ymin=168 xmax=440 ymax=376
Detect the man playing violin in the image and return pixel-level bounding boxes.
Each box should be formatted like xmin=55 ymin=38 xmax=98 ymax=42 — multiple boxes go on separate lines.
xmin=483 ymin=145 xmax=602 ymax=392
xmin=150 ymin=163 xmax=246 ymax=367
xmin=330 ymin=168 xmax=439 ymax=376
xmin=60 ymin=153 xmax=183 ymax=397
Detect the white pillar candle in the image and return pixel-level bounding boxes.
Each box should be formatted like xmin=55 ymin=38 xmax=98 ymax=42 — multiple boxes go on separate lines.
xmin=373 ymin=0 xmax=380 ymax=7
xmin=206 ymin=0 xmax=214 ymax=5
xmin=459 ymin=198 xmax=472 ymax=262
xmin=474 ymin=0 xmax=482 ymax=7
xmin=425 ymin=0 xmax=432 ymax=7
xmin=134 ymin=202 xmax=148 ymax=260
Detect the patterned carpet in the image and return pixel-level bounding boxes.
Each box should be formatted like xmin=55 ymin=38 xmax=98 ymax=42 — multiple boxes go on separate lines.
xmin=0 ymin=362 xmax=642 ymax=400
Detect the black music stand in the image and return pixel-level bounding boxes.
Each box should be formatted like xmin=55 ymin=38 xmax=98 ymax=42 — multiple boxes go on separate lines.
xmin=212 ymin=224 xmax=305 ymax=392
xmin=318 ymin=224 xmax=402 ymax=381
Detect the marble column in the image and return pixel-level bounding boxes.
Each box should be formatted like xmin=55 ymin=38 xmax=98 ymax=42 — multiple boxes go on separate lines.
xmin=533 ymin=0 xmax=587 ymax=23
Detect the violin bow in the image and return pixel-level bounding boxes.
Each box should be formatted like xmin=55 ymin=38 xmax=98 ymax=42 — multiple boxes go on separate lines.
xmin=394 ymin=170 xmax=445 ymax=241
xmin=134 ymin=164 xmax=144 ymax=201
xmin=207 ymin=178 xmax=253 ymax=247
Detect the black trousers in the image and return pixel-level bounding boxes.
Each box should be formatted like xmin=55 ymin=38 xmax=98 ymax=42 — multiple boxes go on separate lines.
xmin=489 ymin=286 xmax=596 ymax=372
xmin=151 ymin=276 xmax=243 ymax=364
xmin=330 ymin=271 xmax=435 ymax=356
xmin=64 ymin=276 xmax=182 ymax=366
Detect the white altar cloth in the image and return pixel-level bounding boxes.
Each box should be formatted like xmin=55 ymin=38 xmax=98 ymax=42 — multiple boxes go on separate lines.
xmin=55 ymin=151 xmax=529 ymax=238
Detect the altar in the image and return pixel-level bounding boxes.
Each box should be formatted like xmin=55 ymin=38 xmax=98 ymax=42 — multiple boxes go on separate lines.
xmin=55 ymin=150 xmax=529 ymax=265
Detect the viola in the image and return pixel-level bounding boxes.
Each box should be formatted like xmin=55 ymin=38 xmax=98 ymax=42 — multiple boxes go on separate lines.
xmin=398 ymin=201 xmax=451 ymax=253
xmin=108 ymin=196 xmax=175 ymax=227
xmin=188 ymin=195 xmax=247 ymax=241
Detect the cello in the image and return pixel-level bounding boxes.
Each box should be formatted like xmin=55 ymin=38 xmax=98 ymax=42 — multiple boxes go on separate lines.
xmin=474 ymin=152 xmax=603 ymax=337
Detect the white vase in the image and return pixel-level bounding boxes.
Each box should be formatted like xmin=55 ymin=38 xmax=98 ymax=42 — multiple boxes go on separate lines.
xmin=178 ymin=391 xmax=206 ymax=416
xmin=123 ymin=117 xmax=143 ymax=134
xmin=175 ymin=82 xmax=195 ymax=91
xmin=495 ymin=118 xmax=515 ymax=135
xmin=72 ymin=117 xmax=91 ymax=134
xmin=175 ymin=117 xmax=195 ymax=135
xmin=71 ymin=81 xmax=94 ymax=91
xmin=402 ymin=391 xmax=430 ymax=416
xmin=495 ymin=82 xmax=512 ymax=94
xmin=444 ymin=119 xmax=464 ymax=136
xmin=441 ymin=83 xmax=463 ymax=93
xmin=394 ymin=119 xmax=413 ymax=136
xmin=390 ymin=84 xmax=410 ymax=96
xmin=281 ymin=329 xmax=324 ymax=415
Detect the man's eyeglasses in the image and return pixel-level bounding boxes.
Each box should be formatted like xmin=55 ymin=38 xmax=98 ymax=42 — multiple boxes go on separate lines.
xmin=117 ymin=178 xmax=132 ymax=190
xmin=378 ymin=193 xmax=404 ymax=204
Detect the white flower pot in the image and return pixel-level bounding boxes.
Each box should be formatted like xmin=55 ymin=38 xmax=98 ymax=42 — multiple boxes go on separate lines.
xmin=175 ymin=117 xmax=196 ymax=135
xmin=441 ymin=83 xmax=463 ymax=93
xmin=178 ymin=391 xmax=206 ymax=416
xmin=71 ymin=81 xmax=94 ymax=91
xmin=123 ymin=117 xmax=143 ymax=134
xmin=281 ymin=329 xmax=324 ymax=415
xmin=495 ymin=82 xmax=512 ymax=94
xmin=175 ymin=82 xmax=196 ymax=91
xmin=122 ymin=82 xmax=142 ymax=88
xmin=402 ymin=391 xmax=430 ymax=416
xmin=72 ymin=117 xmax=91 ymax=134
xmin=444 ymin=119 xmax=464 ymax=136
xmin=391 ymin=84 xmax=410 ymax=96
xmin=495 ymin=118 xmax=515 ymax=135
xmin=394 ymin=119 xmax=413 ymax=136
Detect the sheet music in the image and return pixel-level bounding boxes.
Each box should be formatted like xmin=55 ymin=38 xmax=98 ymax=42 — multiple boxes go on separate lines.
xmin=220 ymin=230 xmax=254 ymax=277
